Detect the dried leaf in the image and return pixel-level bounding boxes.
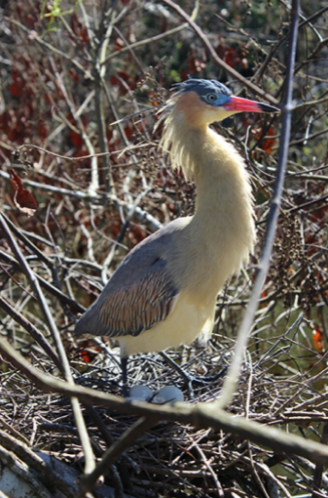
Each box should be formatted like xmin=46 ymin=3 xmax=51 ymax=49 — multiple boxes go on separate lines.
xmin=255 ymin=126 xmax=276 ymax=154
xmin=10 ymin=169 xmax=37 ymax=217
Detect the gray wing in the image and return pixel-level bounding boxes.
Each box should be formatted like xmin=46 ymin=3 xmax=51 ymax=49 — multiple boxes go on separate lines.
xmin=74 ymin=220 xmax=186 ymax=338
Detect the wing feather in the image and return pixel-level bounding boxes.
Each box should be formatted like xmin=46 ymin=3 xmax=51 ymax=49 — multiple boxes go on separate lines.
xmin=75 ymin=258 xmax=179 ymax=339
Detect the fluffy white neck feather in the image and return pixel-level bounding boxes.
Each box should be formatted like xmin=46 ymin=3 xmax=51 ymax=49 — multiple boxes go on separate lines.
xmin=159 ymin=93 xmax=256 ymax=292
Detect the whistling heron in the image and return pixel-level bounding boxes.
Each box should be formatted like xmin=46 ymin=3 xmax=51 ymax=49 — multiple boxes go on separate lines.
xmin=75 ymin=79 xmax=279 ymax=395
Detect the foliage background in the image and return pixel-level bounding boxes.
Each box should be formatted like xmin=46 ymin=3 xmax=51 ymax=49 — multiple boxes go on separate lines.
xmin=0 ymin=0 xmax=327 ymax=497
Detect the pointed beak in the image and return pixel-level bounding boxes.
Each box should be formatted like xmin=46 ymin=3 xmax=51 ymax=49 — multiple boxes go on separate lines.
xmin=224 ymin=96 xmax=280 ymax=114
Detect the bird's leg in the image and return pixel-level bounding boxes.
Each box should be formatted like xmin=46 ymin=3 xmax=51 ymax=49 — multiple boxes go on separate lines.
xmin=121 ymin=356 xmax=129 ymax=397
xmin=160 ymin=351 xmax=227 ymax=399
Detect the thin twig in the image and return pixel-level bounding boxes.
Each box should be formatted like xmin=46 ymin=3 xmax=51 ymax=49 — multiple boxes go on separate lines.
xmin=104 ymin=0 xmax=200 ymax=63
xmin=216 ymin=0 xmax=300 ymax=409
xmin=312 ymin=423 xmax=328 ymax=498
xmin=0 ymin=296 xmax=62 ymax=371
xmin=161 ymin=0 xmax=279 ymax=105
xmin=79 ymin=417 xmax=157 ymax=497
xmin=1 ymin=338 xmax=328 ymax=466
xmin=0 ymin=215 xmax=96 ymax=475
xmin=0 ymin=249 xmax=86 ymax=313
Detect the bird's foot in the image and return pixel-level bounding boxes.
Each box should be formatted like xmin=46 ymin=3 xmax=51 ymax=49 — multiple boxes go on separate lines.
xmin=122 ymin=383 xmax=130 ymax=398
xmin=183 ymin=368 xmax=227 ymax=399
xmin=160 ymin=352 xmax=227 ymax=400
xmin=125 ymin=385 xmax=184 ymax=404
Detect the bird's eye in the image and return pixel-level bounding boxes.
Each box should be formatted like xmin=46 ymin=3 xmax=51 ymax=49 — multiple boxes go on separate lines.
xmin=205 ymin=94 xmax=217 ymax=103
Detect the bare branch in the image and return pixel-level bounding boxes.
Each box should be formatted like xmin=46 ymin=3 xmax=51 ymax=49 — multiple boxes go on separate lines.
xmin=216 ymin=0 xmax=300 ymax=408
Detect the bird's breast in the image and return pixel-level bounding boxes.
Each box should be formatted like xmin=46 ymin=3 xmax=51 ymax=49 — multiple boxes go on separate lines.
xmin=118 ymin=291 xmax=216 ymax=357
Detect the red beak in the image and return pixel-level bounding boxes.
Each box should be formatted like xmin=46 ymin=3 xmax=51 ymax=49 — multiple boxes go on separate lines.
xmin=224 ymin=96 xmax=280 ymax=114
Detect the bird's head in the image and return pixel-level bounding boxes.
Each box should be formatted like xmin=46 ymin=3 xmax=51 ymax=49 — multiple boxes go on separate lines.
xmin=170 ymin=79 xmax=279 ymax=127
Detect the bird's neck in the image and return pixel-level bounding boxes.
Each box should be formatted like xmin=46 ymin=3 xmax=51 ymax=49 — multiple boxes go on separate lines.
xmin=192 ymin=127 xmax=255 ymax=260
xmin=191 ymin=127 xmax=252 ymax=221
xmin=161 ymin=114 xmax=256 ymax=281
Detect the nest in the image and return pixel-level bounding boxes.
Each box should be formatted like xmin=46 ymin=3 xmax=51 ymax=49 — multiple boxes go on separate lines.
xmin=1 ymin=323 xmax=328 ymax=498
xmin=1 ymin=3 xmax=328 ymax=495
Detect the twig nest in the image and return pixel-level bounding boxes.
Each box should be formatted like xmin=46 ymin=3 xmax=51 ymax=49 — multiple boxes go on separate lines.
xmin=152 ymin=386 xmax=184 ymax=404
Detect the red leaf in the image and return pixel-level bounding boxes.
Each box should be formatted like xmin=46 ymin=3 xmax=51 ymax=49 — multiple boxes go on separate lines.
xmin=10 ymin=170 xmax=37 ymax=217
xmin=309 ymin=204 xmax=328 ymax=226
xmin=9 ymin=81 xmax=24 ymax=97
xmin=9 ymin=69 xmax=24 ymax=97
xmin=79 ymin=340 xmax=101 ymax=363
xmin=80 ymin=350 xmax=94 ymax=363
xmin=69 ymin=69 xmax=79 ymax=83
xmin=70 ymin=13 xmax=89 ymax=44
xmin=225 ymin=48 xmax=236 ymax=68
xmin=38 ymin=119 xmax=48 ymax=140
xmin=123 ymin=123 xmax=133 ymax=140
xmin=313 ymin=328 xmax=324 ymax=351
xmin=9 ymin=169 xmax=23 ymax=190
xmin=69 ymin=129 xmax=84 ymax=148
xmin=255 ymin=126 xmax=276 ymax=154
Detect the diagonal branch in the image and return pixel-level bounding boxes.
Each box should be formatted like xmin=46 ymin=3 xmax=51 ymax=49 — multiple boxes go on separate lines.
xmin=1 ymin=338 xmax=328 ymax=466
xmin=0 ymin=295 xmax=62 ymax=371
xmin=0 ymin=214 xmax=96 ymax=476
xmin=216 ymin=0 xmax=300 ymax=409
xmin=161 ymin=0 xmax=279 ymax=105
xmin=79 ymin=417 xmax=157 ymax=497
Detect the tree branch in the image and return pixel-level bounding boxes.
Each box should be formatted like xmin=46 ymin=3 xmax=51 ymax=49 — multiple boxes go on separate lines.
xmin=216 ymin=0 xmax=300 ymax=409
xmin=1 ymin=338 xmax=328 ymax=467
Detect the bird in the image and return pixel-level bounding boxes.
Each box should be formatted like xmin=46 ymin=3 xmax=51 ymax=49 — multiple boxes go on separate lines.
xmin=75 ymin=78 xmax=279 ymax=396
